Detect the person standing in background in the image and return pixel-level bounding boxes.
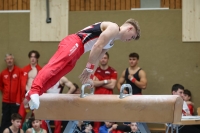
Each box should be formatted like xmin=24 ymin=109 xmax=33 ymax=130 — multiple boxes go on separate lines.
xmin=19 ymin=50 xmax=42 ymax=125
xmin=93 ymin=52 xmax=117 ymax=94
xmin=117 ymin=52 xmax=147 ymax=94
xmin=0 ymin=54 xmax=22 ymax=132
xmin=92 ymin=52 xmax=117 ymax=133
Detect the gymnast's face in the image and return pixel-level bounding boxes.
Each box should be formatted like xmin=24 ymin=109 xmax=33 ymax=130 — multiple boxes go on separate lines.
xmin=120 ymin=25 xmax=137 ymax=42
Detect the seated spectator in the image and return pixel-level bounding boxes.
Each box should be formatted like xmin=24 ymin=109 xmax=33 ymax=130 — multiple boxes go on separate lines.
xmin=129 ymin=122 xmax=138 ymax=133
xmin=26 ymin=117 xmax=47 ymax=133
xmin=74 ymin=121 xmax=82 ymax=132
xmin=81 ymin=122 xmax=94 ymax=133
xmin=3 ymin=113 xmax=24 ymax=133
xmin=22 ymin=113 xmax=35 ymax=132
xmin=111 ymin=122 xmax=138 ymax=133
xmin=171 ymin=84 xmax=190 ymax=116
xmin=22 ymin=118 xmax=32 ymax=133
xmin=171 ymin=84 xmax=200 ymax=133
xmin=109 ymin=123 xmax=130 ymax=133
xmin=99 ymin=122 xmax=123 ymax=133
xmin=183 ymin=89 xmax=194 ymax=115
xmin=99 ymin=122 xmax=114 ymax=133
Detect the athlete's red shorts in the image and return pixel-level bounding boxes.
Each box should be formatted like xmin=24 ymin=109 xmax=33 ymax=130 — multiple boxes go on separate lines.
xmin=27 ymin=34 xmax=84 ymax=98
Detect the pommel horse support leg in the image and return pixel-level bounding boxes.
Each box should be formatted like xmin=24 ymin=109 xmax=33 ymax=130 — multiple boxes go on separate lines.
xmin=34 ymin=84 xmax=183 ymax=125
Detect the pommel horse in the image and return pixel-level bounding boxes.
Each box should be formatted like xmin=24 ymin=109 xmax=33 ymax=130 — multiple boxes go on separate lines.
xmin=34 ymin=84 xmax=183 ymax=133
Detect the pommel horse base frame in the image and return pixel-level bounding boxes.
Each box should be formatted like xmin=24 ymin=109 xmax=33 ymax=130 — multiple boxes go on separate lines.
xmin=34 ymin=84 xmax=183 ymax=133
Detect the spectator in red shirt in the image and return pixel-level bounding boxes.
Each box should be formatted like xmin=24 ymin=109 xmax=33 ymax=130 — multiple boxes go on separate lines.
xmin=92 ymin=52 xmax=117 ymax=133
xmin=93 ymin=52 xmax=117 ymax=94
xmin=0 ymin=54 xmax=22 ymax=132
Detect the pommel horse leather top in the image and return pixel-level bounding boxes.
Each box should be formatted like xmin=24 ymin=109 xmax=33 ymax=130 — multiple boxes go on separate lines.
xmin=34 ymin=94 xmax=183 ymax=123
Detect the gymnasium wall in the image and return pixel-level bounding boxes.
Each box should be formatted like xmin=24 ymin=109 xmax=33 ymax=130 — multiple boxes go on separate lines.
xmin=0 ymin=10 xmax=200 ymax=117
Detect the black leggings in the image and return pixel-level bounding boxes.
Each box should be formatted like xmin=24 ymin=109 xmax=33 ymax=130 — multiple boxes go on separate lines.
xmin=179 ymin=125 xmax=200 ymax=133
xmin=0 ymin=102 xmax=20 ymax=133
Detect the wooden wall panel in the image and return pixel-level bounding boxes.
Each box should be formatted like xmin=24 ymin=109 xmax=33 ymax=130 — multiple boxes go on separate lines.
xmin=80 ymin=0 xmax=85 ymax=11
xmin=75 ymin=0 xmax=80 ymax=11
xmin=3 ymin=0 xmax=8 ymax=10
xmin=169 ymin=0 xmax=175 ymax=9
xmin=13 ymin=0 xmax=18 ymax=10
xmin=0 ymin=0 xmax=3 ymax=10
xmin=95 ymin=0 xmax=100 ymax=10
xmin=161 ymin=0 xmax=182 ymax=9
xmin=100 ymin=0 xmax=105 ymax=10
xmin=22 ymin=0 xmax=27 ymax=10
xmin=110 ymin=0 xmax=115 ymax=10
xmin=18 ymin=0 xmax=22 ymax=10
xmin=106 ymin=0 xmax=111 ymax=10
xmin=175 ymin=0 xmax=181 ymax=9
xmin=161 ymin=0 xmax=170 ymax=7
xmin=70 ymin=0 xmax=75 ymax=11
xmin=121 ymin=0 xmax=126 ymax=10
xmin=30 ymin=0 xmax=69 ymax=41
xmin=125 ymin=0 xmax=131 ymax=10
xmin=135 ymin=0 xmax=140 ymax=8
xmin=115 ymin=0 xmax=120 ymax=10
xmin=27 ymin=0 xmax=30 ymax=10
xmin=130 ymin=0 xmax=136 ymax=8
xmin=85 ymin=0 xmax=90 ymax=11
xmin=130 ymin=0 xmax=140 ymax=8
xmin=90 ymin=0 xmax=95 ymax=11
xmin=8 ymin=0 xmax=12 ymax=10
xmin=182 ymin=0 xmax=200 ymax=42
